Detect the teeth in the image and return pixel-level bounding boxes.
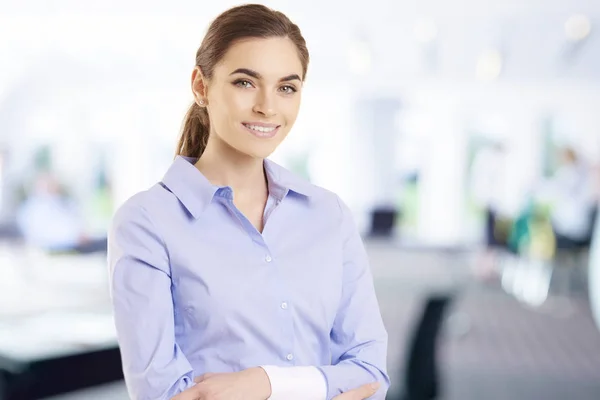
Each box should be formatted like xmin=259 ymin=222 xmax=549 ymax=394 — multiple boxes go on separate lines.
xmin=245 ymin=124 xmax=276 ymax=133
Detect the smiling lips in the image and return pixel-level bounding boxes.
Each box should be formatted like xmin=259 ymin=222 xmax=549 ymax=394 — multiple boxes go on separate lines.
xmin=242 ymin=122 xmax=280 ymax=138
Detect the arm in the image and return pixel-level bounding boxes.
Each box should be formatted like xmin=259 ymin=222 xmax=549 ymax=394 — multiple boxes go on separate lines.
xmin=316 ymin=196 xmax=390 ymax=399
xmin=196 ymin=368 xmax=378 ymax=400
xmin=108 ymin=201 xmax=195 ymax=400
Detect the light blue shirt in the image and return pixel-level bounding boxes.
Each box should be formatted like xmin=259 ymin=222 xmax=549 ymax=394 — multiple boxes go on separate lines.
xmin=108 ymin=156 xmax=389 ymax=400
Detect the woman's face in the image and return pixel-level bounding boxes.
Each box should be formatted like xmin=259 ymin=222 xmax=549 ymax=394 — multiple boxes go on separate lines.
xmin=194 ymin=37 xmax=304 ymax=159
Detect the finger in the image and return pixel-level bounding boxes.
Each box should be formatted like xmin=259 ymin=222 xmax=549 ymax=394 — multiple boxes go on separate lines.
xmin=355 ymin=382 xmax=380 ymax=399
xmin=333 ymin=382 xmax=380 ymax=400
xmin=193 ymin=372 xmax=217 ymax=383
xmin=171 ymin=385 xmax=203 ymax=400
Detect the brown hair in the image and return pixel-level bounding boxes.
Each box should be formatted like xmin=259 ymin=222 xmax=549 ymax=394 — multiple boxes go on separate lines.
xmin=176 ymin=4 xmax=310 ymax=158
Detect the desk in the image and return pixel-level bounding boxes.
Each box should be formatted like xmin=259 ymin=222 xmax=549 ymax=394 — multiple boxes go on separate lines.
xmin=0 ymin=247 xmax=123 ymax=399
xmin=0 ymin=311 xmax=122 ymax=400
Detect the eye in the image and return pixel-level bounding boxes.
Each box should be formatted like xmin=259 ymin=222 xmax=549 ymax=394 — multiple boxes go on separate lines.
xmin=279 ymin=85 xmax=297 ymax=94
xmin=234 ymin=79 xmax=254 ymax=89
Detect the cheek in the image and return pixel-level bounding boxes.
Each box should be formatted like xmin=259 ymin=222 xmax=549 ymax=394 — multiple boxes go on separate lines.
xmin=212 ymin=87 xmax=252 ymax=120
xmin=227 ymin=90 xmax=255 ymax=116
xmin=282 ymin=97 xmax=301 ymax=123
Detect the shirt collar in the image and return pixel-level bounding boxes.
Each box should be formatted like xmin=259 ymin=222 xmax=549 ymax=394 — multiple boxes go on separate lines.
xmin=263 ymin=158 xmax=316 ymax=200
xmin=161 ymin=156 xmax=315 ymax=219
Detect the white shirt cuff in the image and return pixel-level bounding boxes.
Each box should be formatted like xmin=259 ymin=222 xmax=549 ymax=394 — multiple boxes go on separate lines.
xmin=260 ymin=365 xmax=327 ymax=400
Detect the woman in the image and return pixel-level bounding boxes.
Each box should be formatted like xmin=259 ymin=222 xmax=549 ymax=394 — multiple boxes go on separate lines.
xmin=108 ymin=4 xmax=389 ymax=400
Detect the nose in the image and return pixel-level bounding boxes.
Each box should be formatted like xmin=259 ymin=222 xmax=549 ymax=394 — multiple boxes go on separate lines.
xmin=252 ymin=90 xmax=276 ymax=118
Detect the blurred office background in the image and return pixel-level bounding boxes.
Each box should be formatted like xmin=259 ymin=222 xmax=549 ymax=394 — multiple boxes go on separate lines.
xmin=0 ymin=0 xmax=599 ymax=399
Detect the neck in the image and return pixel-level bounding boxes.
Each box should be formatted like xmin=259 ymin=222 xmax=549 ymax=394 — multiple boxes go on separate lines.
xmin=194 ymin=135 xmax=267 ymax=199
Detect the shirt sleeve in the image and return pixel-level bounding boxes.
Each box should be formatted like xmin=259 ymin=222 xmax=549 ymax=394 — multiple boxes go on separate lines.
xmin=260 ymin=365 xmax=327 ymax=400
xmin=316 ymin=196 xmax=390 ymax=400
xmin=108 ymin=200 xmax=196 ymax=400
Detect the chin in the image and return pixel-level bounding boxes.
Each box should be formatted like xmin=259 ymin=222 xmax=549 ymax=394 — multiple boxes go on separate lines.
xmin=226 ymin=141 xmax=276 ymax=160
xmin=239 ymin=139 xmax=283 ymax=160
xmin=244 ymin=146 xmax=278 ymax=160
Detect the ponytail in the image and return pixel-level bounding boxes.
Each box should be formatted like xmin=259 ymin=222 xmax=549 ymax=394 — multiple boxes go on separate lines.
xmin=176 ymin=102 xmax=210 ymax=158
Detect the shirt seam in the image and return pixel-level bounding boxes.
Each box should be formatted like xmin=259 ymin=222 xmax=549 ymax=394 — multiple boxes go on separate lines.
xmin=335 ymin=195 xmax=351 ymax=252
xmin=138 ymin=203 xmax=172 ymax=274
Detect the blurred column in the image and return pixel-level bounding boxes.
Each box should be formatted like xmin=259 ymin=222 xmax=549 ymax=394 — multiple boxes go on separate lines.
xmin=354 ymin=97 xmax=402 ymax=208
xmin=314 ymin=94 xmax=402 ymax=233
xmin=416 ymin=108 xmax=468 ymax=246
xmin=110 ymin=107 xmax=152 ymax=209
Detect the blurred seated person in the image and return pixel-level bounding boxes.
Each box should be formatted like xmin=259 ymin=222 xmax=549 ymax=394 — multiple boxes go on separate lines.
xmin=589 ymin=161 xmax=600 ymax=330
xmin=16 ymin=172 xmax=106 ymax=254
xmin=537 ymin=147 xmax=596 ymax=250
xmin=469 ymin=140 xmax=515 ymax=278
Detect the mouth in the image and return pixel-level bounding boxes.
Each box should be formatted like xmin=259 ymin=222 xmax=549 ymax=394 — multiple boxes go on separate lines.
xmin=242 ymin=122 xmax=281 ymax=139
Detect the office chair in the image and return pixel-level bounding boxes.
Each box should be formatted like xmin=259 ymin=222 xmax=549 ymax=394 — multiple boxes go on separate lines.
xmin=387 ymin=293 xmax=454 ymax=400
xmin=369 ymin=206 xmax=399 ymax=238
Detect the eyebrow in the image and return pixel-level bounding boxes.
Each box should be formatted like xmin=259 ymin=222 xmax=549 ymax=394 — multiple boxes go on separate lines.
xmin=230 ymin=68 xmax=301 ymax=82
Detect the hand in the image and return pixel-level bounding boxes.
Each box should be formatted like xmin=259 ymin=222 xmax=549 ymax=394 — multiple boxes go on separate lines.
xmin=170 ymin=384 xmax=203 ymax=400
xmin=188 ymin=367 xmax=271 ymax=400
xmin=332 ymin=382 xmax=381 ymax=400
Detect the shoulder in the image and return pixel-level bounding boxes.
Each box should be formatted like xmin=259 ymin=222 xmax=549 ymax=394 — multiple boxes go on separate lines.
xmin=310 ymin=185 xmax=349 ymax=221
xmin=111 ymin=184 xmax=172 ymax=228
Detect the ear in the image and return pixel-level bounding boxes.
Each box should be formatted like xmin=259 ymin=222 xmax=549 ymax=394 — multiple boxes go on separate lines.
xmin=191 ymin=66 xmax=208 ymax=106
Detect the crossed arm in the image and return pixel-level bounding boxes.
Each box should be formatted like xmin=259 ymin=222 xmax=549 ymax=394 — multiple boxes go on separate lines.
xmin=171 ymin=370 xmax=381 ymax=400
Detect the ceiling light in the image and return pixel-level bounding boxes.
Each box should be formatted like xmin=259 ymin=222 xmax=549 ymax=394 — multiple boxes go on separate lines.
xmin=414 ymin=18 xmax=438 ymax=44
xmin=476 ymin=49 xmax=503 ymax=81
xmin=565 ymin=14 xmax=592 ymax=42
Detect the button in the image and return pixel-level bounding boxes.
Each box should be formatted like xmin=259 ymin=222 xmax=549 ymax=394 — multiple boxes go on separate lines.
xmin=281 ymin=302 xmax=288 ymax=310
xmin=265 ymin=255 xmax=272 ymax=263
xmin=286 ymin=353 xmax=294 ymax=361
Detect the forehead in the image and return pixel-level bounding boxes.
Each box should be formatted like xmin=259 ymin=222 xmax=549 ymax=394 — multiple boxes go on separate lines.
xmin=215 ymin=37 xmax=303 ymax=80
